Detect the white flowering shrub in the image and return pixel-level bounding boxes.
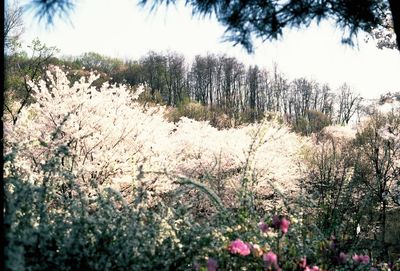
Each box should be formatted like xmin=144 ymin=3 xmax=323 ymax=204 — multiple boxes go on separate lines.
xmin=4 ymin=66 xmax=308 ymax=206
xmin=3 ymin=66 xmax=309 ymax=269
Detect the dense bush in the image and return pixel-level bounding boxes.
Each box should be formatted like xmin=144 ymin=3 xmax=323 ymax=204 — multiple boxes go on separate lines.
xmin=6 ymin=141 xmax=398 ymax=270
xmin=4 ymin=145 xmax=212 ymax=270
xmin=166 ymin=101 xmax=234 ymax=129
xmin=352 ymin=111 xmax=400 ymax=259
xmin=303 ymin=112 xmax=400 ymax=262
xmin=292 ymin=110 xmax=332 ymax=136
xmin=303 ymin=131 xmax=361 ymax=240
xmin=7 ymin=141 xmax=397 ymax=270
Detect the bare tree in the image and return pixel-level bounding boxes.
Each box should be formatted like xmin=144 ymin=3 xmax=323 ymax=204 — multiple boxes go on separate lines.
xmin=140 ymin=51 xmax=167 ymax=99
xmin=354 ymin=111 xmax=400 ymax=259
xmin=5 ymin=1 xmax=24 ymax=50
xmin=164 ymin=52 xmax=187 ymax=106
xmin=246 ymin=65 xmax=260 ymax=122
xmin=336 ymin=84 xmax=362 ymax=125
xmin=189 ymin=55 xmax=208 ymax=105
xmin=4 ymin=39 xmax=59 ymax=125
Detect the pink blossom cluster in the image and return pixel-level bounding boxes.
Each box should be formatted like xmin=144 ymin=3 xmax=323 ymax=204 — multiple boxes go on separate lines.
xmin=304 ymin=266 xmax=320 ymax=271
xmin=227 ymin=239 xmax=284 ymax=270
xmin=272 ymin=215 xmax=290 ymax=234
xmin=263 ymin=251 xmax=281 ymax=271
xmin=352 ymin=254 xmax=370 ymax=264
xmin=299 ymin=257 xmax=319 ymax=271
xmin=227 ymin=239 xmax=251 ymax=256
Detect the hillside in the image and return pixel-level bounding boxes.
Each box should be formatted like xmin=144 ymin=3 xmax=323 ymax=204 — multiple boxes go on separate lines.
xmin=5 ymin=66 xmax=398 ymax=205
xmin=4 ymin=66 xmax=311 ymax=206
xmin=4 ymin=67 xmax=400 ymax=269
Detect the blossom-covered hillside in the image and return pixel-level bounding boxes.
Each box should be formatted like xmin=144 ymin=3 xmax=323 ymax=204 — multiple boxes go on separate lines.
xmin=4 ymin=66 xmax=310 ymax=206
xmin=4 ymin=67 xmax=400 ymax=270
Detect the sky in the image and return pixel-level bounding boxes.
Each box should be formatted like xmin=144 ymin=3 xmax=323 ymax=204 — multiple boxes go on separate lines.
xmin=16 ymin=0 xmax=400 ymax=99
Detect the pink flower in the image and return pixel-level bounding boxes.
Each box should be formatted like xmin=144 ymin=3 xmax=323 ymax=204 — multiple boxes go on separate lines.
xmin=361 ymin=255 xmax=370 ymax=264
xmin=228 ymin=239 xmax=251 ymax=256
xmin=280 ymin=218 xmax=290 ymax=234
xmin=352 ymin=254 xmax=370 ymax=264
xmin=263 ymin=251 xmax=278 ymax=265
xmin=304 ymin=266 xmax=319 ymax=271
xmin=352 ymin=254 xmax=360 ymax=262
xmin=339 ymin=252 xmax=347 ymax=263
xmin=207 ymin=258 xmax=218 ymax=271
xmin=264 ymin=251 xmax=281 ymax=270
xmin=271 ymin=215 xmax=290 ymax=234
xmin=299 ymin=257 xmax=307 ymax=268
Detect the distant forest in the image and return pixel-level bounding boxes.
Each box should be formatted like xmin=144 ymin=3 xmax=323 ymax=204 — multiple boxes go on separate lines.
xmin=6 ymin=43 xmax=387 ymax=133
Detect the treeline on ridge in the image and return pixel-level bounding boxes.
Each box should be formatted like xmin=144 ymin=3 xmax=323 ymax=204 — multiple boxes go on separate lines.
xmin=5 ymin=42 xmax=365 ymax=133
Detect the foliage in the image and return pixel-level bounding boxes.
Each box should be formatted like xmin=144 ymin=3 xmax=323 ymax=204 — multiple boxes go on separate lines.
xmin=166 ymin=101 xmax=235 ymax=129
xmin=6 ymin=37 xmax=366 ymax=130
xmin=303 ymin=130 xmax=364 ymax=244
xmin=4 ymin=144 xmax=212 ymax=270
xmin=353 ymin=111 xmax=400 ymax=258
xmin=24 ymin=0 xmax=75 ymax=25
xmin=23 ymin=0 xmax=399 ymax=51
xmin=292 ymin=110 xmax=332 ymax=136
xmin=7 ymin=138 xmax=394 ymax=270
xmin=303 ymin=111 xmax=400 ymax=261
xmin=4 ymin=38 xmax=59 ymax=125
xmin=4 ymin=0 xmax=24 ymax=51
xmin=367 ymin=10 xmax=398 ymax=50
xmin=73 ymin=52 xmax=124 ymax=78
xmin=140 ymin=0 xmax=398 ymax=52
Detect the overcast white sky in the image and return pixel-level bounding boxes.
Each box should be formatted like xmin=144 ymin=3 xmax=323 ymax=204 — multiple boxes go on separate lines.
xmin=18 ymin=0 xmax=400 ymax=99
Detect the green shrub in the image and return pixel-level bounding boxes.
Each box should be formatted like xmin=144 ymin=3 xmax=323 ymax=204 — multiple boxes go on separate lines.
xmin=292 ymin=110 xmax=331 ymax=135
xmin=166 ymin=102 xmax=234 ymax=129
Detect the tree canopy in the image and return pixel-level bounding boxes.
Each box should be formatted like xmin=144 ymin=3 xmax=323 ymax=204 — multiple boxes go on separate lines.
xmin=25 ymin=0 xmax=400 ymax=51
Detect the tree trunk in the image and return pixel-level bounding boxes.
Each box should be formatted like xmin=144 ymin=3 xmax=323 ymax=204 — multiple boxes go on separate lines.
xmin=380 ymin=200 xmax=388 ymax=260
xmin=388 ymin=0 xmax=400 ymax=50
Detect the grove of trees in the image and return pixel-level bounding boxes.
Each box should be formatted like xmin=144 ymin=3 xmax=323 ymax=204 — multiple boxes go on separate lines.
xmin=5 ymin=45 xmax=368 ymax=133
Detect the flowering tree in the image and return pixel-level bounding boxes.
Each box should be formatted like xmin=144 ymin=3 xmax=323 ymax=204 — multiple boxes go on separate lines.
xmin=4 ymin=66 xmax=309 ymax=209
